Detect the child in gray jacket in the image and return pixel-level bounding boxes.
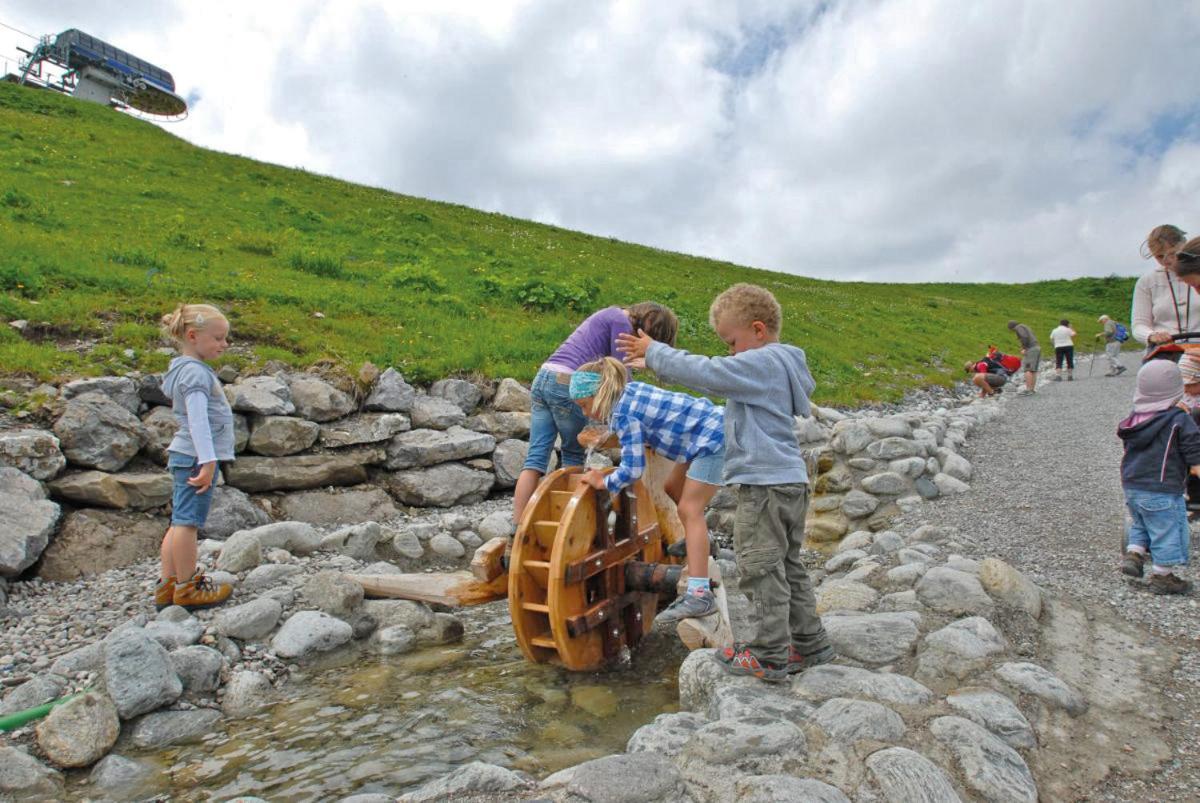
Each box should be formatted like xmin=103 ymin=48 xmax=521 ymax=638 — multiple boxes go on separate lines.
xmin=619 ymin=283 xmax=833 ymax=682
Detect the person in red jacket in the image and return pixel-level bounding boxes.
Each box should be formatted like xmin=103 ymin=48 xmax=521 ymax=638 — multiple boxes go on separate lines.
xmin=964 ymin=352 xmax=1011 ymax=397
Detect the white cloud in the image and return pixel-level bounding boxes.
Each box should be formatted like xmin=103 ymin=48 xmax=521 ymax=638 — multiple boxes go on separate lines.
xmin=2 ymin=0 xmax=1198 ymax=282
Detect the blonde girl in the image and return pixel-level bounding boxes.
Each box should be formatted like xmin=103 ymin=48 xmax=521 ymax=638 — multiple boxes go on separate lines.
xmin=570 ymin=357 xmax=725 ymax=623
xmin=156 ymin=304 xmax=235 ymax=610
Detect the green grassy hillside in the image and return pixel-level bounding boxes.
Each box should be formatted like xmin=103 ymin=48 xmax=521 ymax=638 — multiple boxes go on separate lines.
xmin=0 ymin=82 xmax=1135 ymax=406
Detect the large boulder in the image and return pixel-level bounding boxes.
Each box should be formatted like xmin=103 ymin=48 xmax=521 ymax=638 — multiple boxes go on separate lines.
xmin=201 ymin=486 xmax=270 ymax=539
xmin=0 ymin=746 xmax=64 ymax=799
xmin=271 ymin=610 xmax=354 ymax=659
xmin=129 ymin=708 xmax=222 ymax=749
xmin=321 ymin=522 xmax=382 ymax=561
xmin=947 ymin=688 xmax=1036 ymax=749
xmin=548 ymin=753 xmax=687 ymax=803
xmin=216 ymin=530 xmax=262 ymax=573
xmin=978 ymin=558 xmax=1043 ymax=619
xmin=53 ymin=392 xmax=148 ymax=472
xmin=274 ymin=486 xmax=399 ymax=526
xmin=364 ymin=368 xmax=415 ymax=412
xmin=35 ymin=692 xmax=120 ymax=767
xmin=917 ymin=616 xmax=1007 ymax=681
xmin=492 ymin=378 xmax=531 ymax=412
xmin=811 ymin=697 xmax=906 ymax=743
xmin=430 ymin=378 xmax=483 ymax=414
xmin=916 ymin=567 xmax=995 ymax=617
xmin=382 ymin=462 xmax=495 ymax=507
xmin=214 ymin=596 xmax=284 ymax=641
xmin=0 ymin=478 xmax=61 ymax=577
xmin=492 ymin=439 xmax=528 ymax=488
xmin=225 ymin=376 xmax=294 ymax=416
xmin=286 ymin=374 xmax=355 ymax=422
xmin=303 ymin=571 xmax=365 ymax=617
xmin=139 ymin=405 xmax=178 ymax=464
xmin=929 ymin=716 xmax=1037 ymax=803
xmin=221 ymin=670 xmax=273 ymax=718
xmin=822 ymin=611 xmax=922 ymax=665
xmin=384 ymin=426 xmax=496 ymax=470
xmin=49 ymin=471 xmax=171 ymax=510
xmin=410 ymin=395 xmax=466 ymax=430
xmin=103 ymin=627 xmax=183 ymax=719
xmin=793 ymin=664 xmax=933 ymax=706
xmin=318 ymin=413 xmax=410 ymax=448
xmin=0 ymin=429 xmax=66 ymax=480
xmin=62 ymin=376 xmax=139 ymax=414
xmin=223 ymin=448 xmax=384 ymax=492
xmin=37 ymin=508 xmax=166 ymax=581
xmin=169 ymin=645 xmax=225 ymax=693
xmin=232 ymin=521 xmax=321 ymax=555
xmin=463 ymin=411 xmax=532 ymax=440
xmin=1 ymin=675 xmax=65 ymax=716
xmin=864 ymin=747 xmax=961 ymax=803
xmin=246 ymin=415 xmax=320 ymax=456
xmin=626 ymin=711 xmax=708 ymax=757
xmin=995 ymin=661 xmax=1087 ymax=716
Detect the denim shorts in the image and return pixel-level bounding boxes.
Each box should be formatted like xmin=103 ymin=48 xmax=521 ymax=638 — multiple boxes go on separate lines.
xmin=1124 ymin=488 xmax=1189 ymax=566
xmin=168 ymin=452 xmax=219 ymax=527
xmin=524 ymin=368 xmax=589 ymax=473
xmin=686 ymin=446 xmax=725 ymax=486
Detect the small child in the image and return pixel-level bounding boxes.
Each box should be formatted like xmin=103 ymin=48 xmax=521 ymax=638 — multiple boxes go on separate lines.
xmin=1118 ymin=360 xmax=1200 ymax=595
xmin=512 ymin=303 xmax=678 ymax=525
xmin=619 ymin=283 xmax=833 ymax=682
xmin=156 ymin=303 xmax=236 ymax=610
xmin=568 ymin=357 xmax=725 ymax=623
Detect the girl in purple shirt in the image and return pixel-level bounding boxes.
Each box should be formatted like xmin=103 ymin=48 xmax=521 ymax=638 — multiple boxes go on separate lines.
xmin=513 ymin=303 xmax=678 ymax=524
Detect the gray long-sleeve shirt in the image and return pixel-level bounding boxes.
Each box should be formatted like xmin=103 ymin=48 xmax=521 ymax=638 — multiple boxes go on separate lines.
xmin=1012 ymin=323 xmax=1038 ymax=350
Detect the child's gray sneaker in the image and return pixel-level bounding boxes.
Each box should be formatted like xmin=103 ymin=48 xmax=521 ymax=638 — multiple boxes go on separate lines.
xmin=657 ymin=590 xmax=717 ymax=624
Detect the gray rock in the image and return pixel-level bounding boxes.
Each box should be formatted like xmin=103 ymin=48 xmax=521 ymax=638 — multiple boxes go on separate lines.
xmin=793 ymin=664 xmax=934 ymax=706
xmin=424 ymin=612 xmax=465 ymax=644
xmin=794 ymin=415 xmax=830 ymax=444
xmin=214 ymin=596 xmax=283 ymax=640
xmin=889 ymin=456 xmax=928 ymax=479
xmin=441 ymin=512 xmax=472 ymax=532
xmin=138 ymin=373 xmax=171 ymax=406
xmin=0 ymin=485 xmax=60 ymax=578
xmin=947 ymin=688 xmax=1036 ymax=749
xmin=410 ymin=395 xmax=467 ymax=430
xmin=0 ymin=746 xmax=64 ymax=798
xmin=201 ymin=485 xmax=270 ymax=539
xmin=50 ymin=642 xmax=104 ymax=677
xmin=365 ymin=368 xmax=416 ymax=412
xmin=978 ymin=558 xmax=1043 ymax=619
xmin=400 ymin=761 xmax=532 ymax=802
xmin=304 ymin=571 xmax=365 ymax=617
xmin=709 ymin=684 xmax=814 ymax=725
xmin=897 ymin=547 xmax=936 ymax=566
xmin=626 ymin=711 xmax=707 ymax=757
xmin=319 ymin=413 xmax=411 ymax=447
xmin=885 ymin=562 xmax=928 ymax=589
xmin=321 ymin=521 xmax=383 ymax=561
xmin=825 ymin=549 xmax=867 ymax=572
xmin=130 ymin=708 xmax=222 ymax=748
xmin=683 ymin=715 xmax=806 ymax=773
xmin=456 ymin=530 xmax=483 ymax=549
xmin=362 ymin=599 xmax=434 ymax=632
xmin=271 ymin=610 xmax=354 ymax=659
xmin=242 ymin=563 xmax=303 ymax=593
xmin=995 ymin=661 xmax=1087 ymax=715
xmin=385 ymin=426 xmax=495 ymax=470
xmin=169 ymin=645 xmax=224 ymax=693
xmin=89 ymin=753 xmax=161 ymax=794
xmin=375 ymin=625 xmax=417 ymax=655
xmin=286 ymin=374 xmax=355 ymax=422
xmin=392 ymin=530 xmax=425 ymax=559
xmin=247 ymin=415 xmax=320 ymax=456
xmin=48 ymin=469 xmax=172 ymax=510
xmin=937 ymin=449 xmax=973 ymax=482
xmin=430 ymin=532 xmax=466 ymax=559
xmin=216 ymin=529 xmax=263 ymax=573
xmin=104 ymin=627 xmax=183 ymax=718
xmin=62 ymin=376 xmax=140 ymax=415
xmin=916 ymin=567 xmax=994 ymax=616
xmin=0 ymin=466 xmax=45 ymax=500
xmin=734 ymin=776 xmax=851 ymax=802
xmin=555 ymin=753 xmax=685 ymax=803
xmin=816 ymin=580 xmax=879 ymax=614
xmin=822 ymin=611 xmax=921 ymax=664
xmin=812 ymin=697 xmax=906 ymax=743
xmin=222 ymin=670 xmax=273 ymax=718
xmin=463 ymin=411 xmax=532 ymax=440
xmin=53 ymin=392 xmax=148 ymax=472
xmin=861 ymin=471 xmax=908 ymax=496
xmin=870 ymin=530 xmax=906 ymax=555
xmin=877 ymin=589 xmax=923 ymax=612
xmin=837 ymin=531 xmax=874 ymax=552
xmin=865 ymin=746 xmax=962 ymax=803
xmin=867 ymin=416 xmax=913 ymax=439
xmin=276 ymin=486 xmax=400 ymax=527
xmin=944 ymin=556 xmax=980 ymax=574
xmin=430 ymin=378 xmax=483 ymax=414
xmin=842 ymin=489 xmax=880 ymax=519
xmin=2 ymin=675 xmax=64 ymax=716
xmin=915 ymin=476 xmax=940 ymax=499
xmin=867 ymin=437 xmax=920 ymax=460
xmin=223 ymin=448 xmax=383 ymax=493
xmin=381 ymin=462 xmax=495 ymax=507
xmin=144 ymin=615 xmax=205 ymax=650
xmin=917 ymin=616 xmax=1007 ymax=680
xmin=0 ymin=429 xmax=65 ymax=480
xmin=493 ymin=378 xmax=532 ymax=412
xmin=237 ymin=521 xmax=321 ymax=555
xmin=929 ymin=716 xmax=1037 ymax=803
xmin=225 ymin=376 xmax=295 ymax=416
xmin=831 ymin=421 xmax=873 ymax=454
xmin=492 ymin=438 xmax=528 ymax=488
xmin=933 ymin=472 xmax=970 ymax=496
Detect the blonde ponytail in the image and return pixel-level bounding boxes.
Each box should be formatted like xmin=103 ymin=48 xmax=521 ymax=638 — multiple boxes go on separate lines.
xmin=577 ymin=357 xmax=628 ymax=422
xmin=160 ymin=303 xmax=225 ymax=342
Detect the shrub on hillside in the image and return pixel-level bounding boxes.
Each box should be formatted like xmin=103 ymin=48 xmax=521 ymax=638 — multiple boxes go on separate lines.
xmin=0 ymin=260 xmax=43 ymax=297
xmin=510 ymin=276 xmax=599 ymax=312
xmin=166 ymin=230 xmax=206 ymax=251
xmin=233 ymin=233 xmax=280 ymax=256
xmin=386 ymin=262 xmax=446 ymax=293
xmin=288 ymin=251 xmax=345 ymax=279
xmin=108 ymin=249 xmax=166 ymax=271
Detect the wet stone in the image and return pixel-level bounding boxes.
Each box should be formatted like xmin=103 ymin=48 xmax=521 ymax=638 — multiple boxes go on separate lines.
xmin=130 ymin=708 xmax=222 ymax=748
xmin=626 ymin=711 xmax=707 ymax=757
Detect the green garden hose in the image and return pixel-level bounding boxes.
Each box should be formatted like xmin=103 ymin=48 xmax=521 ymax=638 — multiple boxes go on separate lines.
xmin=0 ymin=691 xmax=84 ymax=732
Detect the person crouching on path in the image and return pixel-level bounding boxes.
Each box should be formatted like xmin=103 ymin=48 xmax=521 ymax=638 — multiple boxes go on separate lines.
xmin=1008 ymin=320 xmax=1040 ymax=395
xmin=617 ymin=283 xmax=833 ymax=682
xmin=1118 ymin=360 xmax=1200 ymax=595
xmin=1096 ymin=315 xmax=1127 ymax=377
xmin=569 ymin=357 xmax=725 ymax=624
xmin=157 ymin=304 xmax=235 ymax=610
xmin=1049 ymin=319 xmax=1076 ymax=382
xmin=964 ymin=356 xmax=1008 ymax=397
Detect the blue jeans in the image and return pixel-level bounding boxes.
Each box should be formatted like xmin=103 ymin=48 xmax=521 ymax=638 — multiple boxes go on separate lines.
xmin=1124 ymin=488 xmax=1190 ymax=566
xmin=168 ymin=452 xmax=219 ymax=527
xmin=524 ymin=368 xmax=588 ymax=473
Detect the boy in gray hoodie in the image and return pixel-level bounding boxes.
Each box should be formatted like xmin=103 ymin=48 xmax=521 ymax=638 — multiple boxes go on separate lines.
xmin=619 ymin=283 xmax=833 ymax=682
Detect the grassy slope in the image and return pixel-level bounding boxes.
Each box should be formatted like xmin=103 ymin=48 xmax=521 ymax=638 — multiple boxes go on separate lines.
xmin=0 ymin=82 xmax=1135 ymax=406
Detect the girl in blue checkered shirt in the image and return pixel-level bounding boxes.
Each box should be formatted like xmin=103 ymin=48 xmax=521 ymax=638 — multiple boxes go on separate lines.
xmin=570 ymin=356 xmax=725 ymax=622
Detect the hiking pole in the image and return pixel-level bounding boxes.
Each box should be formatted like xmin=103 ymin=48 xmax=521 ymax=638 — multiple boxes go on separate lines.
xmin=1088 ymin=342 xmax=1100 ymax=378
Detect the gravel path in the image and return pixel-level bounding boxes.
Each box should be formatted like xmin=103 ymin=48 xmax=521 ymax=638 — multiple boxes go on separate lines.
xmin=899 ymin=351 xmax=1200 ymax=801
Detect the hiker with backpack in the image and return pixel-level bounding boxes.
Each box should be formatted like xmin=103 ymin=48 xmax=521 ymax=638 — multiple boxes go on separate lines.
xmin=1096 ymin=315 xmax=1129 ymax=377
xmin=964 ymin=350 xmax=1013 ymax=397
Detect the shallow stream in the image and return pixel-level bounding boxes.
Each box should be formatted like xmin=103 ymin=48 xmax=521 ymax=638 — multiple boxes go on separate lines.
xmin=68 ymin=602 xmax=686 ymax=801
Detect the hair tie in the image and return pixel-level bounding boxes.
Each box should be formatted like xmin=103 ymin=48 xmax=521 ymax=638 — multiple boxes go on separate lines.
xmin=569 ymin=371 xmax=602 ymax=400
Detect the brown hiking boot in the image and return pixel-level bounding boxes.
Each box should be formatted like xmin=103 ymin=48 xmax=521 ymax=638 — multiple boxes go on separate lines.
xmin=154 ymin=577 xmax=176 ymax=611
xmin=173 ymin=571 xmax=232 ymax=610
xmin=1149 ymin=573 xmax=1193 ymax=595
xmin=1119 ymin=551 xmax=1146 ymax=578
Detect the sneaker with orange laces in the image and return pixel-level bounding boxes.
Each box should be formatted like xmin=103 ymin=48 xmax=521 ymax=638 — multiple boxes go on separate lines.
xmin=172 ymin=571 xmax=232 ymax=610
xmin=786 ymin=644 xmax=836 ymax=675
xmin=713 ymin=643 xmax=788 ymax=683
xmin=154 ymin=576 xmax=176 ymax=611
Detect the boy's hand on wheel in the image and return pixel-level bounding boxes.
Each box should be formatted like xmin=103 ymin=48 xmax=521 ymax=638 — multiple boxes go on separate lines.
xmin=617 ymin=330 xmax=653 ymax=362
xmin=580 ymin=469 xmax=608 ymax=490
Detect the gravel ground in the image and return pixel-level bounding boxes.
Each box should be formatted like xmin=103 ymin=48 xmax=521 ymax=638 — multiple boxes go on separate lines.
xmin=899 ymin=351 xmax=1200 ymax=801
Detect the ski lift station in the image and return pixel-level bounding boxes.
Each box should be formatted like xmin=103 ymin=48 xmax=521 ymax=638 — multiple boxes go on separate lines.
xmin=13 ymin=28 xmax=186 ymax=119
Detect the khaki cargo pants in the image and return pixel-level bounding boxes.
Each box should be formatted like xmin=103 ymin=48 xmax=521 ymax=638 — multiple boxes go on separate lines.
xmin=733 ymin=483 xmax=829 ymax=665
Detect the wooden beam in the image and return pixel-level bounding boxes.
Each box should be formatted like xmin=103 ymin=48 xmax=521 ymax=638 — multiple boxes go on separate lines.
xmin=344 ymin=571 xmax=507 ymax=608
xmin=470 ymin=537 xmax=509 ymax=582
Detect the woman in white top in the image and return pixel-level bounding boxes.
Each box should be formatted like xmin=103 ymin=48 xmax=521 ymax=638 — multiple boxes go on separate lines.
xmin=1049 ymin=319 xmax=1076 ymax=381
xmin=1131 ymin=224 xmax=1198 ymax=346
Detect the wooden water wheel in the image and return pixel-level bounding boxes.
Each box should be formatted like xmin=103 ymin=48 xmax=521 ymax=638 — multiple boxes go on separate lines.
xmin=508 ymin=466 xmax=676 ymax=671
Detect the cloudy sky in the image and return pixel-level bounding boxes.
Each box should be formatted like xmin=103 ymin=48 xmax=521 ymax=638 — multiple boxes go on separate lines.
xmin=2 ymin=1 xmax=1198 ymax=282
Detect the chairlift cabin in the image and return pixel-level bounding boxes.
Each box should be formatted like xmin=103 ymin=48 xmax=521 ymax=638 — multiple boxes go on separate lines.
xmin=17 ymin=28 xmax=186 ymax=118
